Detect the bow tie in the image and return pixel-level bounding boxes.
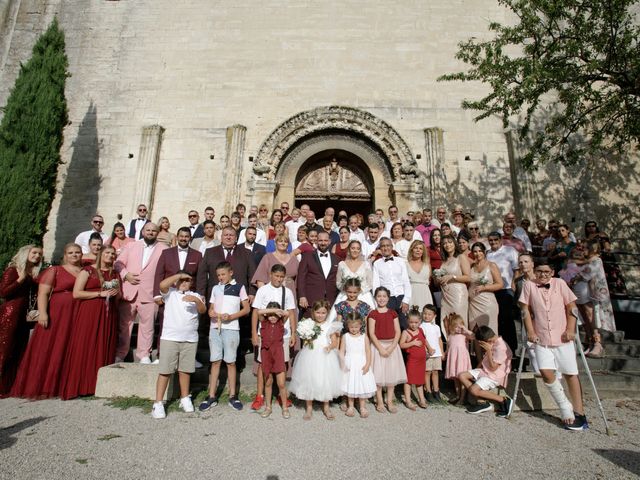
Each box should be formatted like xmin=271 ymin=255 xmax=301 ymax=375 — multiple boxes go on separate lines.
xmin=384 ymin=257 xmax=394 ymax=262
xmin=178 ymin=247 xmax=188 ymax=253
xmin=537 ymin=283 xmax=551 ymax=289
xmin=137 ymin=218 xmax=146 ymax=221
xmin=319 ymin=253 xmax=328 ymax=258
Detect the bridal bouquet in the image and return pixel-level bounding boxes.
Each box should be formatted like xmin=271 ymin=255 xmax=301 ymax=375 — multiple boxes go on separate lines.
xmin=433 ymin=268 xmax=448 ymax=278
xmin=297 ymin=318 xmax=321 ymax=349
xmin=102 ymin=279 xmax=120 ymax=303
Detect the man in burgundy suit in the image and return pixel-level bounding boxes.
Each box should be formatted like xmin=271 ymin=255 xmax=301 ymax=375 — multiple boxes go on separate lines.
xmin=115 ymin=222 xmax=168 ymax=363
xmin=297 ymin=231 xmax=339 ymax=317
xmin=197 ymin=227 xmax=257 ymax=302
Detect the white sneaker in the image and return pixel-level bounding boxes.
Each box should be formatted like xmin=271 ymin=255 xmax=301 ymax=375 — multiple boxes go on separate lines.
xmin=151 ymin=402 xmax=166 ymax=419
xmin=139 ymin=356 xmax=151 ymax=365
xmin=179 ymin=396 xmax=195 ymax=413
xmin=151 ymin=359 xmax=160 ymax=365
xmin=194 ymin=359 xmax=203 ymax=369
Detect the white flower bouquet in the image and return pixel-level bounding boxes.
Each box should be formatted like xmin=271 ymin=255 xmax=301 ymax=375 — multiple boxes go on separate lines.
xmin=296 ymin=318 xmax=321 ymax=349
xmin=102 ymin=279 xmax=119 ymax=290
xmin=433 ymin=268 xmax=448 ymax=278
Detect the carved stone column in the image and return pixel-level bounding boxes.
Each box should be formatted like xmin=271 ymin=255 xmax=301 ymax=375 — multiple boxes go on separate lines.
xmin=251 ymin=179 xmax=280 ymax=209
xmin=423 ymin=127 xmax=447 ymax=209
xmin=223 ymin=125 xmax=247 ymax=213
xmin=132 ymin=125 xmax=164 ymax=218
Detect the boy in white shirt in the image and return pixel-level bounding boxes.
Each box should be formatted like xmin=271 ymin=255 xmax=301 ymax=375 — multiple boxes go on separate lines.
xmin=420 ymin=305 xmax=445 ymax=404
xmin=152 ymin=272 xmax=206 ymax=419
xmin=199 ymin=262 xmax=250 ymax=412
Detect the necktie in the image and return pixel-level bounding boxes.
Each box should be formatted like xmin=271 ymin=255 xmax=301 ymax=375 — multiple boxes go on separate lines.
xmin=225 ymin=248 xmax=233 ymax=260
xmin=537 ymin=283 xmax=551 ymax=289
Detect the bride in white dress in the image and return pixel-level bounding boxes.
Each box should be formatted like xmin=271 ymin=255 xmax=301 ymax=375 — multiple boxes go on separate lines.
xmin=328 ymin=240 xmax=375 ymax=323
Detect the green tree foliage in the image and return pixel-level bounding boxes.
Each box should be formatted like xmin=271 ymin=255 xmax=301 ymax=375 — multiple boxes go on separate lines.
xmin=0 ymin=18 xmax=68 ymax=266
xmin=439 ymin=0 xmax=640 ymax=169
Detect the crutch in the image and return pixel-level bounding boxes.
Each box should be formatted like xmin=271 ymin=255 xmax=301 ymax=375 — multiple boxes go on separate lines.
xmin=574 ymin=308 xmax=611 ymax=435
xmin=506 ymin=324 xmax=528 ymax=419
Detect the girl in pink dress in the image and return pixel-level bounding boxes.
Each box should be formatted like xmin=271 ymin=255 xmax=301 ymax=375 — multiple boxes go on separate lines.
xmin=444 ymin=313 xmax=474 ymax=404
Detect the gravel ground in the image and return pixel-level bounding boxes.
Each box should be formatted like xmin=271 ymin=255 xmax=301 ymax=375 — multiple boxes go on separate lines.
xmin=1 ymin=396 xmax=640 ymax=480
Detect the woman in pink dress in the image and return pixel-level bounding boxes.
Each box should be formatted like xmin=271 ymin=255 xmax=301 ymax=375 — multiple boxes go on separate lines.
xmin=0 ymin=245 xmax=43 ymax=394
xmin=436 ymin=235 xmax=470 ymax=338
xmin=106 ymin=222 xmax=135 ymax=254
xmin=252 ymin=234 xmax=299 ymax=301
xmin=11 ymin=243 xmax=83 ymax=398
xmin=59 ymin=246 xmax=120 ymax=400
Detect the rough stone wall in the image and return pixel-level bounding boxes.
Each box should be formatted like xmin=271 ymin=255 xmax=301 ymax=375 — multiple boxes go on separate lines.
xmin=0 ymin=0 xmax=637 ymax=261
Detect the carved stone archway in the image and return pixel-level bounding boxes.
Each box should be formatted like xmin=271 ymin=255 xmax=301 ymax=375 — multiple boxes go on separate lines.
xmin=249 ymin=106 xmax=425 ymax=212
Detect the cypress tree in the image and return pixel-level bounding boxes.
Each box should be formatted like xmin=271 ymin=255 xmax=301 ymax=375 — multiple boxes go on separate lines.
xmin=0 ymin=18 xmax=68 ymax=267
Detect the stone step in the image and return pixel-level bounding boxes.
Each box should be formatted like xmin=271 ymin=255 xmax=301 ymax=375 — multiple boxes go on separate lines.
xmin=580 ymin=354 xmax=640 ymax=373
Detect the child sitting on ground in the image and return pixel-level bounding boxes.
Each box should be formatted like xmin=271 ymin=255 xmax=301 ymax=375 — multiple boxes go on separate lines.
xmin=152 ymin=272 xmax=206 ymax=419
xmin=458 ymin=326 xmax=513 ymax=417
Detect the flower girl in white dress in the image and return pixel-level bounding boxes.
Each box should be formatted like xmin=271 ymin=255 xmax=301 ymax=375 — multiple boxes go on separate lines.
xmin=339 ymin=313 xmax=377 ymax=418
xmin=289 ymin=300 xmax=343 ymax=420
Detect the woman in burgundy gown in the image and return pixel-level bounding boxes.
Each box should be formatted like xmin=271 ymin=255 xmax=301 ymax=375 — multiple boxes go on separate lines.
xmin=11 ymin=243 xmax=83 ymax=399
xmin=59 ymin=246 xmax=120 ymax=400
xmin=0 ymin=245 xmax=43 ymax=394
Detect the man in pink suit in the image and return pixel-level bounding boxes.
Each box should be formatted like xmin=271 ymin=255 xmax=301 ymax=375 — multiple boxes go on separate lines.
xmin=115 ymin=222 xmax=168 ymax=364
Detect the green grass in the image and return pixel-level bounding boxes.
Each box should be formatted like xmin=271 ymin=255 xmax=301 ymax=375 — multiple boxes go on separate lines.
xmin=97 ymin=433 xmax=122 ymax=441
xmin=75 ymin=458 xmax=88 ymax=465
xmin=104 ymin=396 xmax=153 ymax=413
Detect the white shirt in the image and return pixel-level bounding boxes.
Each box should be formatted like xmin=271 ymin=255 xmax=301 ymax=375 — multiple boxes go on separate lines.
xmin=372 ymin=256 xmax=412 ymax=303
xmin=361 ymin=238 xmax=380 ymax=260
xmin=142 ymin=242 xmax=158 ymax=268
xmin=317 ymin=251 xmax=331 ymax=278
xmin=188 ymin=224 xmax=199 ymax=236
xmin=74 ymin=229 xmax=109 ymax=254
xmin=420 ymin=322 xmax=443 ymax=358
xmin=238 ymin=228 xmax=267 ymax=246
xmin=394 ymin=239 xmax=411 ymax=259
xmin=198 ymin=238 xmax=217 ymax=255
xmin=160 ymin=288 xmax=203 ymax=342
xmin=486 ymin=245 xmax=519 ymax=289
xmin=252 ymin=283 xmax=296 ymax=338
xmin=133 ymin=218 xmax=147 ymax=239
xmin=348 ymin=228 xmax=366 ymax=243
xmin=285 ymin=219 xmax=304 ymax=242
xmin=177 ymin=247 xmax=188 ymax=269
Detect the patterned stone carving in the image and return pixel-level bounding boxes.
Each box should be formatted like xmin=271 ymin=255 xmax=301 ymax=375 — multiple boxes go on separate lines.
xmin=132 ymin=125 xmax=164 ymax=218
xmin=423 ymin=127 xmax=447 ymax=208
xmin=296 ymin=159 xmax=370 ymax=200
xmin=253 ymin=106 xmax=416 ymax=181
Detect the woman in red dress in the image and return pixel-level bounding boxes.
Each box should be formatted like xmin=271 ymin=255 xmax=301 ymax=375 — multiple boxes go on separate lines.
xmin=81 ymin=233 xmax=103 ymax=266
xmin=59 ymin=246 xmax=120 ymax=400
xmin=11 ymin=243 xmax=83 ymax=398
xmin=0 ymin=245 xmax=43 ymax=394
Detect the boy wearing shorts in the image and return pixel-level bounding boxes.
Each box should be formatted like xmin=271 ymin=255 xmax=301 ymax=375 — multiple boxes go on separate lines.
xmin=152 ymin=272 xmax=206 ymax=419
xmin=250 ymin=264 xmax=297 ymax=410
xmin=199 ymin=262 xmax=250 ymax=411
xmin=420 ymin=305 xmax=445 ymax=404
xmin=459 ymin=326 xmax=513 ymax=417
xmin=519 ymin=259 xmax=588 ymax=430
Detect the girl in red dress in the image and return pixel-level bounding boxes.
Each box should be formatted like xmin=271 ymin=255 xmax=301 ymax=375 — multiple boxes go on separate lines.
xmin=11 ymin=243 xmax=83 ymax=399
xmin=0 ymin=245 xmax=43 ymax=394
xmin=59 ymin=246 xmax=120 ymax=400
xmin=400 ymin=307 xmax=428 ymax=410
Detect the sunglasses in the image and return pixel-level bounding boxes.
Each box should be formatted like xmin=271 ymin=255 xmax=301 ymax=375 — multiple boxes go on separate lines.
xmin=469 ymin=227 xmax=479 ymax=230
xmin=92 ymin=220 xmax=104 ymax=224
xmin=280 ymin=206 xmax=289 ymax=210
xmin=188 ymin=214 xmax=198 ymax=218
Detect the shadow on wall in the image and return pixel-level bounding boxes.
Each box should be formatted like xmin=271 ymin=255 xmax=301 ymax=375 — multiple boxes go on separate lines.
xmin=444 ymin=154 xmax=514 ymax=229
xmin=52 ymin=101 xmax=102 ymax=261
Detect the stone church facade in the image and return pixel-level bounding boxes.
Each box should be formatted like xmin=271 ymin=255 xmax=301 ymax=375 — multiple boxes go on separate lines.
xmin=0 ymin=0 xmax=638 ymax=259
